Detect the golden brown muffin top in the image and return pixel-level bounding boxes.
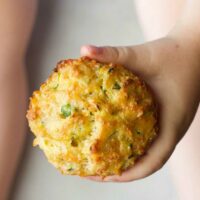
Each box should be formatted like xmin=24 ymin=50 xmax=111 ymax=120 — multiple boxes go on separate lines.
xmin=27 ymin=57 xmax=158 ymax=177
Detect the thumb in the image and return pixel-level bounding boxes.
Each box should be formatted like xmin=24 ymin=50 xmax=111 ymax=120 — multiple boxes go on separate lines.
xmin=80 ymin=45 xmax=157 ymax=78
xmin=80 ymin=45 xmax=131 ymax=65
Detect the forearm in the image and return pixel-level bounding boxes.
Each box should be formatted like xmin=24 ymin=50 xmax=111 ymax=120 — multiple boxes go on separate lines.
xmin=0 ymin=1 xmax=37 ymax=199
xmin=171 ymin=0 xmax=200 ymax=49
xmin=134 ymin=0 xmax=200 ymax=101
xmin=0 ymin=63 xmax=27 ymax=200
xmin=134 ymin=0 xmax=186 ymax=40
xmin=133 ymin=6 xmax=200 ymax=198
xmin=168 ymin=0 xmax=200 ymax=102
xmin=135 ymin=0 xmax=200 ymax=46
xmin=182 ymin=0 xmax=200 ymax=24
xmin=134 ymin=0 xmax=200 ymax=40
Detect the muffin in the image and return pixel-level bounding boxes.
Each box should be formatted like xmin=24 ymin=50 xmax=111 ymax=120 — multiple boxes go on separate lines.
xmin=26 ymin=57 xmax=158 ymax=177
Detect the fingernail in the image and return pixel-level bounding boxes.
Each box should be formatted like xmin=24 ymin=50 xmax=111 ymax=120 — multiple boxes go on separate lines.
xmin=87 ymin=45 xmax=103 ymax=55
xmin=89 ymin=45 xmax=103 ymax=54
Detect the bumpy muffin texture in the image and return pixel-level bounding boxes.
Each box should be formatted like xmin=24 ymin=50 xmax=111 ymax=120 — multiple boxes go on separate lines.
xmin=27 ymin=57 xmax=158 ymax=177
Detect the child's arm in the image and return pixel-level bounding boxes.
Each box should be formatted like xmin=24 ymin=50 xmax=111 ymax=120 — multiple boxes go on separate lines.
xmin=0 ymin=1 xmax=37 ymax=199
xmin=81 ymin=0 xmax=200 ymax=183
xmin=134 ymin=0 xmax=186 ymax=40
xmin=135 ymin=0 xmax=200 ymax=199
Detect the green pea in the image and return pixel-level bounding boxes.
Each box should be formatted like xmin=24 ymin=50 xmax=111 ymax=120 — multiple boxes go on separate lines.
xmin=61 ymin=104 xmax=72 ymax=118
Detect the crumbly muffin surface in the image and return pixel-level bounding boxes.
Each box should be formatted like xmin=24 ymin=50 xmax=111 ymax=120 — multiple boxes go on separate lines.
xmin=27 ymin=57 xmax=158 ymax=177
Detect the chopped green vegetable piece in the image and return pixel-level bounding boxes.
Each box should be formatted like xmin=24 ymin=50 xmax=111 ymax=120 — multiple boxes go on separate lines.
xmin=107 ymin=131 xmax=116 ymax=141
xmin=135 ymin=130 xmax=142 ymax=135
xmin=108 ymin=67 xmax=114 ymax=73
xmin=113 ymin=82 xmax=121 ymax=90
xmin=100 ymin=85 xmax=107 ymax=95
xmin=128 ymin=143 xmax=133 ymax=148
xmin=53 ymin=72 xmax=61 ymax=89
xmin=61 ymin=104 xmax=72 ymax=118
xmin=128 ymin=154 xmax=134 ymax=159
xmin=53 ymin=84 xmax=59 ymax=90
xmin=74 ymin=107 xmax=78 ymax=112
xmin=103 ymin=89 xmax=107 ymax=94
xmin=67 ymin=166 xmax=74 ymax=171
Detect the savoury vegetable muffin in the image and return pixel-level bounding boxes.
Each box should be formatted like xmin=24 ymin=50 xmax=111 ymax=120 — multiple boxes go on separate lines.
xmin=26 ymin=57 xmax=158 ymax=177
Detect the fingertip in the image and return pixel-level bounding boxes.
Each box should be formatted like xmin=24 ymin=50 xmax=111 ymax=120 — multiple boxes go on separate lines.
xmin=80 ymin=45 xmax=92 ymax=57
xmin=80 ymin=45 xmax=103 ymax=58
xmin=82 ymin=175 xmax=105 ymax=182
xmin=103 ymin=175 xmax=119 ymax=182
xmin=104 ymin=174 xmax=133 ymax=182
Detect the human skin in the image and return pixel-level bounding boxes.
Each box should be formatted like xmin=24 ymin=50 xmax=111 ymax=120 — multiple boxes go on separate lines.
xmin=0 ymin=1 xmax=37 ymax=199
xmin=134 ymin=0 xmax=200 ymax=199
xmin=80 ymin=0 xmax=200 ymax=185
xmin=1 ymin=1 xmax=200 ymax=199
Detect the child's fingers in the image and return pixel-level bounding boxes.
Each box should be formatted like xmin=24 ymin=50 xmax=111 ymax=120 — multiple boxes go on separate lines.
xmin=80 ymin=45 xmax=159 ymax=78
xmin=80 ymin=44 xmax=177 ymax=182
xmin=110 ymin=104 xmax=178 ymax=182
xmin=83 ymin=176 xmax=104 ymax=182
xmin=104 ymin=129 xmax=175 ymax=182
xmin=86 ymin=124 xmax=175 ymax=182
xmin=80 ymin=45 xmax=128 ymax=65
xmin=84 ymin=103 xmax=177 ymax=182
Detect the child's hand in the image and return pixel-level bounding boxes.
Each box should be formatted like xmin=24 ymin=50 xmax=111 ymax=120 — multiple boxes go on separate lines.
xmin=80 ymin=36 xmax=200 ymax=182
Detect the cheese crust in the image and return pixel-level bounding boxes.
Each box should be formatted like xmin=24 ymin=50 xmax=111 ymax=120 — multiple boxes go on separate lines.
xmin=27 ymin=57 xmax=158 ymax=177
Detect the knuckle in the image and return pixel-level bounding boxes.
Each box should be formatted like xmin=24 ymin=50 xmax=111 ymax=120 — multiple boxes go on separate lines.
xmin=111 ymin=47 xmax=120 ymax=61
